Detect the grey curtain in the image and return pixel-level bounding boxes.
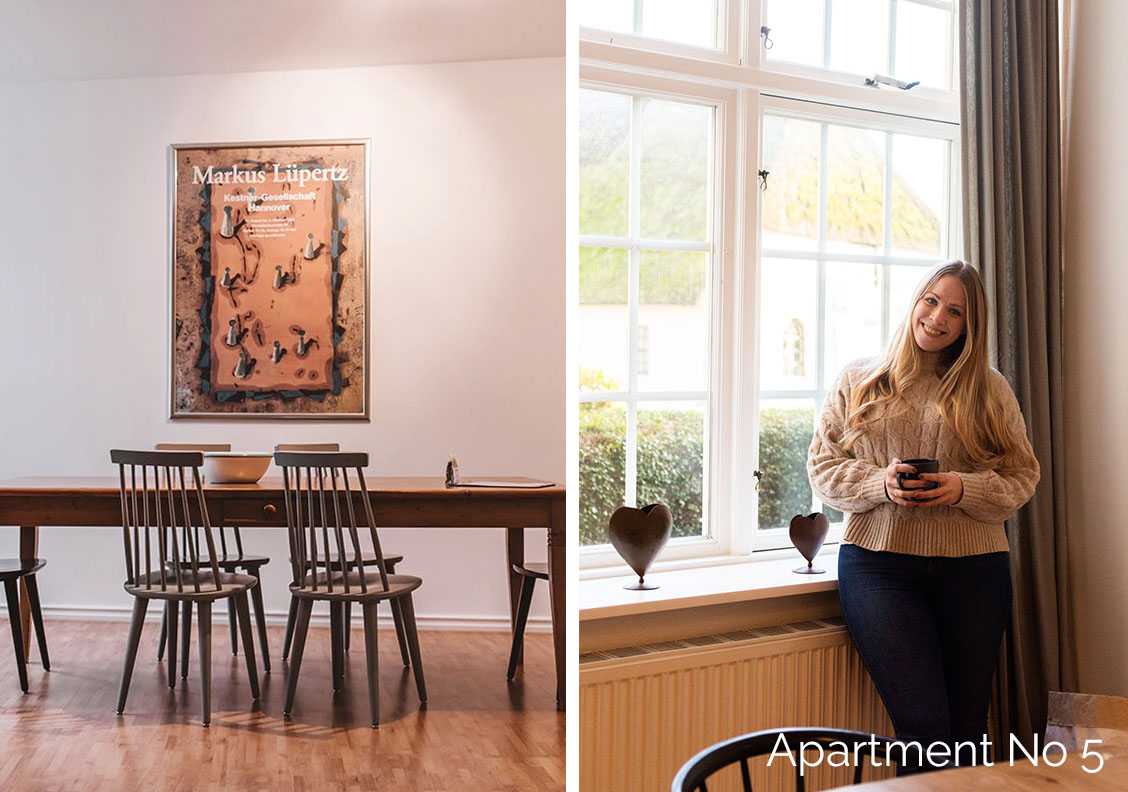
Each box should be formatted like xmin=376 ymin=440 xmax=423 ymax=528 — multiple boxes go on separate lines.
xmin=959 ymin=0 xmax=1077 ymax=752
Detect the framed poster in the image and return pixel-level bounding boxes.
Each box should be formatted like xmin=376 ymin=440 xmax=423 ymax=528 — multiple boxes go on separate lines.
xmin=169 ymin=139 xmax=368 ymax=419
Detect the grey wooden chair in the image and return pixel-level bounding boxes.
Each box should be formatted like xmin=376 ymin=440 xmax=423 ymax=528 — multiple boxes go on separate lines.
xmin=506 ymin=561 xmax=548 ymax=680
xmin=275 ymin=450 xmax=426 ymax=728
xmin=110 ymin=449 xmax=260 ymax=726
xmin=154 ymin=443 xmax=273 ymax=675
xmin=275 ymin=443 xmax=410 ymax=666
xmin=1 ymin=558 xmax=49 ymax=692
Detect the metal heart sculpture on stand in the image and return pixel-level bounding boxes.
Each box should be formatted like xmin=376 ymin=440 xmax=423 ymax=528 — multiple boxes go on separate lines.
xmin=607 ymin=503 xmax=673 ymax=590
xmin=789 ymin=512 xmax=830 ymax=574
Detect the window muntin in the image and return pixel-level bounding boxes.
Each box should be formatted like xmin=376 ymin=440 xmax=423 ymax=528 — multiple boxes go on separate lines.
xmin=578 ymin=86 xmax=718 ymax=551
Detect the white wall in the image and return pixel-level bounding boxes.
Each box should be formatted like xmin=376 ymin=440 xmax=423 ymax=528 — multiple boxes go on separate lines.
xmin=1063 ymin=2 xmax=1128 ymax=693
xmin=0 ymin=57 xmax=564 ymax=630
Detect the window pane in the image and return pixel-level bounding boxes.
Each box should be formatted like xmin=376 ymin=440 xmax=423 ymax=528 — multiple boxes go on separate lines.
xmin=895 ymin=1 xmax=952 ymax=90
xmin=580 ymin=0 xmax=719 ymax=49
xmin=761 ymin=115 xmax=820 ymax=252
xmin=891 ymin=134 xmax=947 ymax=257
xmin=580 ymin=89 xmax=631 ymax=237
xmin=578 ymin=0 xmax=633 ymax=35
xmin=764 ymin=0 xmax=826 ymax=68
xmin=579 ymin=247 xmax=629 ymax=390
xmin=638 ymin=401 xmax=705 ymax=539
xmin=887 ymin=262 xmax=931 ymax=339
xmin=824 ymin=261 xmax=882 ymax=382
xmin=580 ymin=402 xmax=627 ymax=546
xmin=829 ymin=0 xmax=890 ymax=76
xmin=638 ymin=251 xmax=709 ymax=392
xmin=641 ymin=0 xmax=718 ymax=49
xmin=759 ymin=258 xmax=817 ymax=392
xmin=827 ymin=125 xmax=885 ymax=254
xmin=757 ymin=399 xmax=816 ymax=530
xmin=640 ymin=98 xmax=711 ymax=241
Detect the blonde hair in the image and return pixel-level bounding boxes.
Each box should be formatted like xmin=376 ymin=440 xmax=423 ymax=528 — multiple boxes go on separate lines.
xmin=841 ymin=260 xmax=1025 ymax=471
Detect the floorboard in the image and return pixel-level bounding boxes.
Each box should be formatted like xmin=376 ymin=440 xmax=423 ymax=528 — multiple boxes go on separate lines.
xmin=0 ymin=618 xmax=563 ymax=791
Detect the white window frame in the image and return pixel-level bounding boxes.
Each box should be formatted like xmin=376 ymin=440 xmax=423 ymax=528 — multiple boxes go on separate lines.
xmin=579 ymin=1 xmax=961 ymax=572
xmin=578 ymin=69 xmax=740 ymax=569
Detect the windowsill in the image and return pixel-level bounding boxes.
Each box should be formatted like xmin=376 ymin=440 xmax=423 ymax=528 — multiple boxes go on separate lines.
xmin=579 ymin=547 xmax=841 ymax=621
xmin=578 ymin=541 xmax=846 ymax=580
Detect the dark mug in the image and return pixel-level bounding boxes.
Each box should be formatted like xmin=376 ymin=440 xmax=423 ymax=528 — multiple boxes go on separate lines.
xmin=897 ymin=458 xmax=940 ymax=490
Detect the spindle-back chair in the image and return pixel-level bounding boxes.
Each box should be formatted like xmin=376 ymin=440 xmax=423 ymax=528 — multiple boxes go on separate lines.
xmin=0 ymin=558 xmax=49 ymax=692
xmin=275 ymin=450 xmax=425 ymax=728
xmin=274 ymin=443 xmax=409 ymax=664
xmin=110 ymin=449 xmax=260 ymax=726
xmin=672 ymin=727 xmax=898 ymax=792
xmin=505 ymin=561 xmax=548 ymax=681
xmin=154 ymin=443 xmax=273 ymax=675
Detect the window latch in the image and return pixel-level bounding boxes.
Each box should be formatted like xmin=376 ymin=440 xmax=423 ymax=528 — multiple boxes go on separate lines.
xmin=753 ymin=469 xmax=763 ymax=492
xmin=760 ymin=26 xmax=774 ymax=50
xmin=757 ymin=169 xmax=769 ymax=191
xmin=864 ymin=74 xmax=920 ymax=91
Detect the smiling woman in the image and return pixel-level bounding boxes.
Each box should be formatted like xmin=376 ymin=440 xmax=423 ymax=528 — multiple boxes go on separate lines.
xmin=808 ymin=259 xmax=1040 ymax=776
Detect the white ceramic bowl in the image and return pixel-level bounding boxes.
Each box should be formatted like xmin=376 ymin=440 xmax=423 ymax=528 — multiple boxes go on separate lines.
xmin=202 ymin=452 xmax=271 ymax=484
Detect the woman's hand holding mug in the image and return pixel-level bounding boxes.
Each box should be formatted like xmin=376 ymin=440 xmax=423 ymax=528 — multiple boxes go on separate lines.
xmin=885 ymin=458 xmax=929 ymax=506
xmin=884 ymin=458 xmax=963 ymax=507
xmin=913 ymin=471 xmax=963 ymax=506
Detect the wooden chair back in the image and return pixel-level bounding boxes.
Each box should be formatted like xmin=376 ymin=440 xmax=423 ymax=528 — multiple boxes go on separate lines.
xmin=274 ymin=443 xmax=341 ymax=451
xmin=672 ymin=727 xmax=897 ymax=792
xmin=274 ymin=450 xmax=390 ymax=595
xmin=155 ymin=443 xmax=250 ymax=560
xmin=110 ymin=449 xmax=223 ymax=593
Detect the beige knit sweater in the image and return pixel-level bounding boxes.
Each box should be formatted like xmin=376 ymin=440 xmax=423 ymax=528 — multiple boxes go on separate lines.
xmin=807 ymin=358 xmax=1040 ymax=557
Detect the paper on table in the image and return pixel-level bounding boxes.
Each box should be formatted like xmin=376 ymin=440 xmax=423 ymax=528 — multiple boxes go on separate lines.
xmin=455 ymin=479 xmax=555 ymax=488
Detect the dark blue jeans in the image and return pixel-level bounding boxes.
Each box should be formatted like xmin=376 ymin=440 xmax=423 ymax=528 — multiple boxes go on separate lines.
xmin=837 ymin=543 xmax=1012 ymax=776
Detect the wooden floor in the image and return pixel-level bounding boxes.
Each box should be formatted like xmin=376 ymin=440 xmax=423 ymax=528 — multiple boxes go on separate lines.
xmin=0 ymin=618 xmax=563 ymax=791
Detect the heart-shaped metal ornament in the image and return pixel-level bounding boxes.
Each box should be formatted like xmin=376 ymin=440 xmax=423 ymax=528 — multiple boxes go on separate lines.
xmin=789 ymin=512 xmax=829 ymax=574
xmin=607 ymin=503 xmax=673 ymax=590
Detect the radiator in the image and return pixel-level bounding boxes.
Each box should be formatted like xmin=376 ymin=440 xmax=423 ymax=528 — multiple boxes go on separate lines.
xmin=579 ymin=618 xmax=896 ymax=792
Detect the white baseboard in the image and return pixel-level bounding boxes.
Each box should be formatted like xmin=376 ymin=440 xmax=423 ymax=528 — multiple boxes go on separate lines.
xmin=10 ymin=604 xmax=551 ymax=633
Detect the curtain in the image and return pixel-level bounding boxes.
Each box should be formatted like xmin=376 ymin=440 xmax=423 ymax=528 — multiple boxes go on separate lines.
xmin=959 ymin=0 xmax=1077 ymax=753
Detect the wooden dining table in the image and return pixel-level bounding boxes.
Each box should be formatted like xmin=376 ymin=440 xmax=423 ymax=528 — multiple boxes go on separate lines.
xmin=0 ymin=475 xmax=566 ymax=709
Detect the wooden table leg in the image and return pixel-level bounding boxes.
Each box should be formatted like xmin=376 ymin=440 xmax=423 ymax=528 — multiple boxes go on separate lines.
xmin=547 ymin=499 xmax=565 ymax=711
xmin=19 ymin=525 xmax=38 ymax=658
xmin=506 ymin=526 xmax=525 ymax=665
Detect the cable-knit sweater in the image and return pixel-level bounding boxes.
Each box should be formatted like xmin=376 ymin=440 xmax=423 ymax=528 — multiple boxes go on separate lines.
xmin=807 ymin=358 xmax=1040 ymax=557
